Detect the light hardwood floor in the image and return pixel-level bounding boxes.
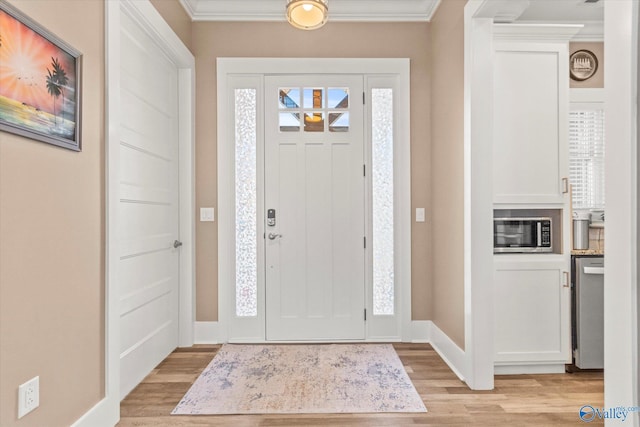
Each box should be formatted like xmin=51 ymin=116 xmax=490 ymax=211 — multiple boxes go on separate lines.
xmin=118 ymin=343 xmax=604 ymax=426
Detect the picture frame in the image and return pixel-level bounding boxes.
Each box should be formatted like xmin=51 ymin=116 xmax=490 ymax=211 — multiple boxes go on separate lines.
xmin=0 ymin=0 xmax=82 ymax=151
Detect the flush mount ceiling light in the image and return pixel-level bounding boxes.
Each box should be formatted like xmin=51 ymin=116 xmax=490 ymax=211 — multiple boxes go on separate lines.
xmin=287 ymin=0 xmax=328 ymax=30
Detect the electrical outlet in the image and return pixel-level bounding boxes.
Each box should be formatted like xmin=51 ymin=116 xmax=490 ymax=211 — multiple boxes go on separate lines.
xmin=18 ymin=376 xmax=39 ymax=419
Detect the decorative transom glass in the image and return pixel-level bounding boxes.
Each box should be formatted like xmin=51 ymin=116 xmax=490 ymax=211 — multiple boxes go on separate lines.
xmin=372 ymin=88 xmax=394 ymax=316
xmin=278 ymin=87 xmax=350 ymax=133
xmin=235 ymin=89 xmax=258 ymax=317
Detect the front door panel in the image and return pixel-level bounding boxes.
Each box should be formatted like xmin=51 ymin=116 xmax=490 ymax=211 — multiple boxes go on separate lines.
xmin=265 ymin=75 xmax=365 ymax=340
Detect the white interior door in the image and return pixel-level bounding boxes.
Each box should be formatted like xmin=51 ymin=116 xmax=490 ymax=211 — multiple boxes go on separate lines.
xmin=264 ymin=75 xmax=365 ymax=340
xmin=118 ymin=11 xmax=180 ymax=398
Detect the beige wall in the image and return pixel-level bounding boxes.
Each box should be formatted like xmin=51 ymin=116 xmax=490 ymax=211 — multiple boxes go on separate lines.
xmin=193 ymin=21 xmax=433 ymax=321
xmin=0 ymin=0 xmax=104 ymax=425
xmin=429 ymin=0 xmax=466 ymax=348
xmin=150 ymin=0 xmax=193 ymax=51
xmin=570 ymin=42 xmax=604 ymax=89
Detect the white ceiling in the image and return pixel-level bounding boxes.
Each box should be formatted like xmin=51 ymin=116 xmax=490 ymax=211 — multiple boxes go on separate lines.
xmin=517 ymin=0 xmax=604 ymax=23
xmin=179 ymin=0 xmax=442 ymax=22
xmin=514 ymin=0 xmax=604 ymax=41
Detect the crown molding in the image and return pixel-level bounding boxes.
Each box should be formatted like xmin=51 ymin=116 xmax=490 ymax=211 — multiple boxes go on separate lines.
xmin=512 ymin=20 xmax=603 ymax=42
xmin=569 ymin=21 xmax=604 ymax=41
xmin=493 ymin=23 xmax=584 ymax=42
xmin=179 ymin=0 xmax=441 ymax=22
xmin=178 ymin=0 xmax=197 ymax=17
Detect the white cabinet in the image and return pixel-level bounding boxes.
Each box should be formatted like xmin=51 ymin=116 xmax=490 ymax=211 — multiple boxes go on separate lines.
xmin=491 ymin=25 xmax=579 ymax=374
xmin=493 ymin=38 xmax=571 ymax=205
xmin=494 ymin=257 xmax=571 ymax=373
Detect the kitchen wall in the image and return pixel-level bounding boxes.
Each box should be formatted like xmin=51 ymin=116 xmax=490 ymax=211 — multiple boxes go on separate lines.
xmin=0 ymin=0 xmax=105 ymax=425
xmin=429 ymin=0 xmax=467 ymax=349
xmin=192 ymin=21 xmax=433 ymax=321
xmin=569 ymin=41 xmax=605 ymax=252
xmin=570 ymin=42 xmax=604 ymax=89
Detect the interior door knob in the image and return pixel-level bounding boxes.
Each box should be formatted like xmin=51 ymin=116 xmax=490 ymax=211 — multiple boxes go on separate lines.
xmin=173 ymin=240 xmax=183 ymax=248
xmin=268 ymin=233 xmax=282 ymax=240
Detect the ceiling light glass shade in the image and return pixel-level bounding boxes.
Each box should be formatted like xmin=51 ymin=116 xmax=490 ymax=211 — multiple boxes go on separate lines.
xmin=287 ymin=0 xmax=328 ymax=30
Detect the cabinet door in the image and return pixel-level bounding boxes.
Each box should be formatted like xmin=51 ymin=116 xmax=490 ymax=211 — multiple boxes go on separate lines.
xmin=493 ymin=43 xmax=569 ymax=204
xmin=494 ymin=259 xmax=571 ymax=364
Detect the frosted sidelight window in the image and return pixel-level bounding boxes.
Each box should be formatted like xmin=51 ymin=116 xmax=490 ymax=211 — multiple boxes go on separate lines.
xmin=569 ymin=109 xmax=605 ymax=209
xmin=372 ymin=88 xmax=394 ymax=316
xmin=235 ymin=89 xmax=257 ymax=317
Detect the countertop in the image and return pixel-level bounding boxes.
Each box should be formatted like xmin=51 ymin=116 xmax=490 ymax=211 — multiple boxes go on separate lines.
xmin=571 ymin=249 xmax=604 ymax=256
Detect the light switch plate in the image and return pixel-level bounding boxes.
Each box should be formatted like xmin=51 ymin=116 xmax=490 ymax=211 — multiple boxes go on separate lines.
xmin=200 ymin=207 xmax=215 ymax=222
xmin=416 ymin=208 xmax=425 ymax=222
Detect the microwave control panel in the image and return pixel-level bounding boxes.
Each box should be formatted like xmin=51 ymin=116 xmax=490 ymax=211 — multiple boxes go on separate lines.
xmin=541 ymin=221 xmax=551 ymax=246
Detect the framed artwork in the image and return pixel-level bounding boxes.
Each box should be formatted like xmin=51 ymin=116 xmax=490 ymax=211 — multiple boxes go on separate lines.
xmin=0 ymin=0 xmax=82 ymax=151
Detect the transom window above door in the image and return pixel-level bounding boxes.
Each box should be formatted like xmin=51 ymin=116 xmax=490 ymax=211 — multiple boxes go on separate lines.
xmin=278 ymin=87 xmax=350 ymax=133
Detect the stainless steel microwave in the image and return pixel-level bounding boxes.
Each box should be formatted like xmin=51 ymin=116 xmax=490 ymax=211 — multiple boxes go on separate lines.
xmin=494 ymin=217 xmax=552 ymax=253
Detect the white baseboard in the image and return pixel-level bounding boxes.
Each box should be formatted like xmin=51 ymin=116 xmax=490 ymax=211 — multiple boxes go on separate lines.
xmin=410 ymin=320 xmax=432 ymax=343
xmin=70 ymin=396 xmax=119 ymax=427
xmin=191 ymin=320 xmax=470 ymax=382
xmin=194 ymin=321 xmax=219 ymax=344
xmin=429 ymin=321 xmax=467 ymax=382
xmin=409 ymin=320 xmax=467 ymax=383
xmin=193 ymin=321 xmax=565 ymax=379
xmin=494 ymin=363 xmax=566 ymax=375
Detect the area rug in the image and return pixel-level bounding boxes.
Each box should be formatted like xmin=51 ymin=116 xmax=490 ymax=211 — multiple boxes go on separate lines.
xmin=171 ymin=343 xmax=427 ymax=415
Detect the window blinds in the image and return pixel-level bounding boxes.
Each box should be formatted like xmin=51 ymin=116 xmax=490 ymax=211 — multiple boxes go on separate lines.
xmin=569 ymin=109 xmax=605 ymax=209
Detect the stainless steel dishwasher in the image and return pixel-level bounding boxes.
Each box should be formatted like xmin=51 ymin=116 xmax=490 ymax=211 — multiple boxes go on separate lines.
xmin=574 ymin=257 xmax=605 ymax=369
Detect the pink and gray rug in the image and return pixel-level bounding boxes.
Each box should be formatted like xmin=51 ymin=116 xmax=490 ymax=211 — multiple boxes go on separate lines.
xmin=172 ymin=343 xmax=427 ymax=415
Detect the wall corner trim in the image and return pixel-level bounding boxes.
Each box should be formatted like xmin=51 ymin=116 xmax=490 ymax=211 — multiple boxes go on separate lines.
xmin=194 ymin=321 xmax=220 ymax=344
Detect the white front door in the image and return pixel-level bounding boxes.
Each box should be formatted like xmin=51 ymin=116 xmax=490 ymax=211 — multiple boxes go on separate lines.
xmin=118 ymin=10 xmax=180 ymax=398
xmin=264 ymin=75 xmax=365 ymax=340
